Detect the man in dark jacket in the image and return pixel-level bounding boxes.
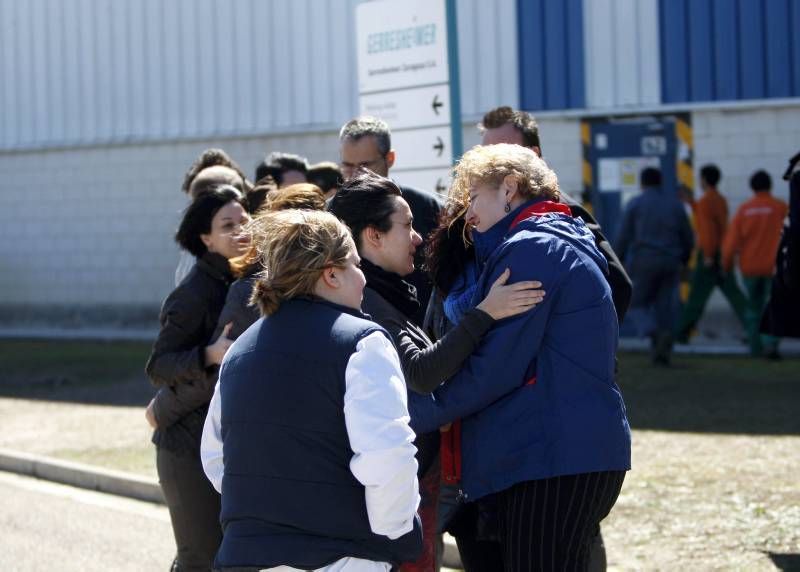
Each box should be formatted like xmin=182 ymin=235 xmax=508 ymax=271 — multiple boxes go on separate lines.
xmin=617 ymin=167 xmax=694 ymax=365
xmin=761 ymin=160 xmax=800 ymax=338
xmin=339 ymin=116 xmax=443 ymax=326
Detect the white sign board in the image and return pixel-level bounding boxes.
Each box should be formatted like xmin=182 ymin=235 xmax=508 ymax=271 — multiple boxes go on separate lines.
xmin=356 ymin=0 xmax=457 ymax=196
xmin=356 ymin=0 xmax=448 ymax=94
xmin=359 ymin=84 xmax=451 ymax=131
xmin=393 ymin=169 xmax=451 ymax=196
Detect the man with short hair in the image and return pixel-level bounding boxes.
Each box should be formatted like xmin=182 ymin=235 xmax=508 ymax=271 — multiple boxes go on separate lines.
xmin=307 ymin=161 xmax=343 ymax=201
xmin=676 ymin=164 xmax=748 ymax=342
xmin=617 ymin=167 xmax=694 ymax=365
xmin=255 ymin=152 xmax=309 ymax=188
xmin=722 ymin=170 xmax=788 ymax=357
xmin=480 ymin=105 xmax=542 ymax=154
xmin=479 ymin=106 xmax=632 ymax=323
xmin=339 ymin=116 xmax=443 ymax=325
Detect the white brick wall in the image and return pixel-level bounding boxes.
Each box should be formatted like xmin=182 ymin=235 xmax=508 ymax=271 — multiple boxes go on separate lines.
xmin=537 ymin=118 xmax=583 ymax=196
xmin=693 ymin=105 xmax=799 ymax=210
xmin=1 ymin=104 xmax=795 ymax=329
xmin=0 ymin=132 xmax=340 ymax=312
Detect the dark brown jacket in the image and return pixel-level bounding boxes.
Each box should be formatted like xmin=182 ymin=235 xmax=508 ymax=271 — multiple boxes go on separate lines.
xmin=145 ymin=252 xmax=232 ymax=455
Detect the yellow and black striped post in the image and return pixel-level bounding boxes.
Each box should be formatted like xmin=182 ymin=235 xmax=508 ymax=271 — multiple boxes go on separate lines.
xmin=581 ymin=120 xmax=594 ymax=216
xmin=675 ymin=113 xmax=694 ymax=303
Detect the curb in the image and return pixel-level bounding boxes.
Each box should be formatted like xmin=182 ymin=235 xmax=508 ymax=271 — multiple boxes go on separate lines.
xmin=0 ymin=448 xmax=164 ymax=505
xmin=0 ymin=448 xmax=465 ymax=568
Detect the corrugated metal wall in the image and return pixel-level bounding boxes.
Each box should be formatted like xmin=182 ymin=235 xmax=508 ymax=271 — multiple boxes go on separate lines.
xmin=517 ymin=0 xmax=585 ymax=111
xmin=660 ymin=0 xmax=800 ymax=104
xmin=0 ymin=0 xmax=517 ymax=152
xmin=458 ymin=0 xmax=520 ymax=115
xmin=583 ymin=0 xmax=662 ymax=110
xmin=0 ymin=0 xmax=362 ymax=150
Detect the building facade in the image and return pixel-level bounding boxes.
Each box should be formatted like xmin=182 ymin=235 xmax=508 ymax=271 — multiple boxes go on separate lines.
xmin=1 ymin=0 xmax=797 ymax=328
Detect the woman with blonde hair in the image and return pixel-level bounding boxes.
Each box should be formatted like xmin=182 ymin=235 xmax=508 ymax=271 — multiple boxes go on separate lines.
xmin=410 ymin=144 xmax=631 ymax=571
xmin=201 ymin=209 xmax=422 ymax=571
xmin=213 ymin=183 xmax=327 ymax=341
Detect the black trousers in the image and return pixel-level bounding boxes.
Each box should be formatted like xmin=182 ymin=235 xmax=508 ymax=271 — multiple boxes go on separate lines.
xmin=496 ymin=471 xmax=625 ymax=572
xmin=157 ymin=447 xmax=223 ymax=571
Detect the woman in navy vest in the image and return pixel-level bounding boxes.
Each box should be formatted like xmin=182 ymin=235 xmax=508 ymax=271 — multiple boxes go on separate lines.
xmin=145 ymin=185 xmax=250 ymax=571
xmin=409 ymin=144 xmax=631 ymax=571
xmin=329 ymin=170 xmax=544 ymax=571
xmin=201 ymin=209 xmax=423 ymax=571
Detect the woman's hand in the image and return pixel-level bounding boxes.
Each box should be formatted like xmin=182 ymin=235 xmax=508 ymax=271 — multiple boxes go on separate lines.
xmin=204 ymin=323 xmax=234 ymax=366
xmin=145 ymin=398 xmax=158 ymax=429
xmin=477 ymin=268 xmax=545 ymax=320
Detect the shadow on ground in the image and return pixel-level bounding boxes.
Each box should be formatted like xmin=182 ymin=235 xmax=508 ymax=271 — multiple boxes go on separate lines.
xmin=2 ymin=340 xmax=799 ymax=435
xmin=0 ymin=339 xmax=154 ymax=407
xmin=617 ymin=352 xmax=800 ymax=436
xmin=768 ymin=552 xmax=800 ymax=572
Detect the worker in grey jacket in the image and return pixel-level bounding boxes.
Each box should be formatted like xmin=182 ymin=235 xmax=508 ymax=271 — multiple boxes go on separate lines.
xmin=616 ymin=167 xmax=694 ymax=365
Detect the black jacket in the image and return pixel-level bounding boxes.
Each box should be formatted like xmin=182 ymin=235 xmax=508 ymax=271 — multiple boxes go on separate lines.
xmin=564 ymin=195 xmax=632 ymax=323
xmin=761 ymin=170 xmax=800 ymax=337
xmin=211 ymin=272 xmax=260 ymax=342
xmin=145 ymin=252 xmax=233 ymax=455
xmin=399 ymin=185 xmax=444 ymax=325
xmin=361 ymin=288 xmax=493 ymax=395
xmin=361 ymin=285 xmax=493 ymax=476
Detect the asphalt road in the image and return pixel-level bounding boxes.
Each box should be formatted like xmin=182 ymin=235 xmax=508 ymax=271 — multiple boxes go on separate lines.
xmin=0 ymin=471 xmax=175 ymax=571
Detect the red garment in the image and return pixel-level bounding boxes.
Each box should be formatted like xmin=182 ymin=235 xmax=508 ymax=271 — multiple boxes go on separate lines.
xmin=400 ymin=460 xmax=440 ymax=572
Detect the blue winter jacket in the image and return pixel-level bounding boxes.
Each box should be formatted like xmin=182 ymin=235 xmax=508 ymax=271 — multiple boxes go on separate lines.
xmin=409 ymin=200 xmax=631 ymax=501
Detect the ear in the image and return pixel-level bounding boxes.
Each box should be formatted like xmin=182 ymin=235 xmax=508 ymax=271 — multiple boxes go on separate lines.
xmin=200 ymin=233 xmax=214 ymax=250
xmin=319 ymin=266 xmax=339 ymax=289
xmin=361 ymin=226 xmax=383 ymax=250
xmin=532 ymin=146 xmax=542 ymax=158
xmin=385 ymin=150 xmax=396 ymax=170
xmin=502 ymin=174 xmax=520 ymax=200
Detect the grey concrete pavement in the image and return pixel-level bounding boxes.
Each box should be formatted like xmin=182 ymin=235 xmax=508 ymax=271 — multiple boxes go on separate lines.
xmin=0 ymin=471 xmax=174 ymax=571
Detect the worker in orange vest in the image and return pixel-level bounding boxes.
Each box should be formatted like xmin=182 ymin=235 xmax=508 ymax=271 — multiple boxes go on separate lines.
xmin=722 ymin=170 xmax=788 ymax=358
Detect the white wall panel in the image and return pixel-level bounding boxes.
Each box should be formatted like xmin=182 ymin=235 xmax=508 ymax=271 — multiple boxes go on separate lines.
xmin=584 ymin=0 xmax=661 ymax=109
xmin=1 ymin=0 xmax=516 ymax=151
xmin=637 ymin=0 xmax=661 ymax=106
xmin=457 ymin=0 xmax=519 ymax=116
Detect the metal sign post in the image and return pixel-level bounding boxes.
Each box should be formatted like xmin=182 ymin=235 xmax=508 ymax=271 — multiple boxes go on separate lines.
xmin=356 ymin=0 xmax=463 ymax=195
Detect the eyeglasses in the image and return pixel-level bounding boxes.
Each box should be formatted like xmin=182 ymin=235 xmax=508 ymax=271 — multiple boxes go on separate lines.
xmin=340 ymin=156 xmax=387 ymax=174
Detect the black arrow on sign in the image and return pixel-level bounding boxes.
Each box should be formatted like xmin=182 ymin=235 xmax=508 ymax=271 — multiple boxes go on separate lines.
xmin=433 ymin=136 xmax=444 ymax=157
xmin=432 ymin=94 xmax=444 ymax=115
xmin=435 ymin=178 xmax=446 ymax=194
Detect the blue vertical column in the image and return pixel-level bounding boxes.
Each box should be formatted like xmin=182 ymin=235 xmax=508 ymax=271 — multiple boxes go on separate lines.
xmin=446 ymin=0 xmax=463 ymax=162
xmin=517 ymin=0 xmax=584 ymax=110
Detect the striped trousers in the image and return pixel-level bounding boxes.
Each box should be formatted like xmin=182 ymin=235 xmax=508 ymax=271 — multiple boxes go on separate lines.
xmin=496 ymin=471 xmax=626 ymax=572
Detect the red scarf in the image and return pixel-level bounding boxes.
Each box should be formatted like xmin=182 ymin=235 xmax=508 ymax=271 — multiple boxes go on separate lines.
xmin=511 ymin=200 xmax=572 ymax=228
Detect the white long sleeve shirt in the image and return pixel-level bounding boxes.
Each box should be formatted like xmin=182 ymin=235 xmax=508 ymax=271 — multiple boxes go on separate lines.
xmin=201 ymin=331 xmax=420 ymax=572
